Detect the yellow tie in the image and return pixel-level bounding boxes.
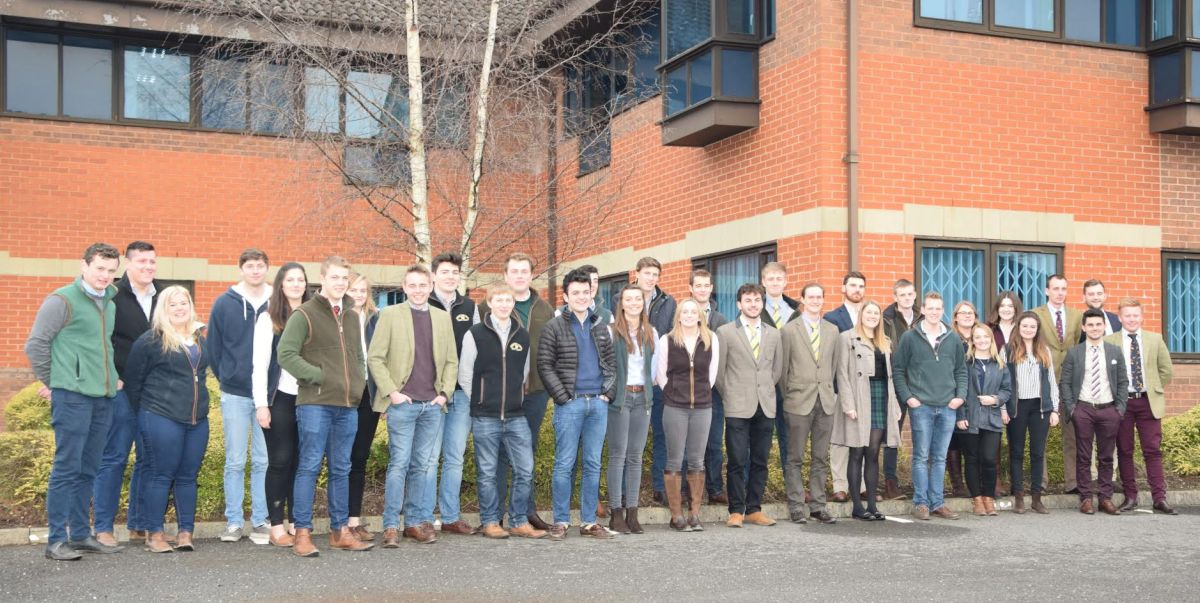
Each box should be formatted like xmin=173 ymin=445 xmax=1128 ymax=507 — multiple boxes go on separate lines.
xmin=747 ymin=323 xmax=760 ymax=359
xmin=810 ymin=325 xmax=820 ymax=361
xmin=771 ymin=304 xmax=782 ymax=327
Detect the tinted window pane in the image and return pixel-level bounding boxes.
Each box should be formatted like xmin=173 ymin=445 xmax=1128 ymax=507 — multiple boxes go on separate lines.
xmin=250 ymin=62 xmax=292 ymax=133
xmin=5 ymin=31 xmax=58 ymax=115
xmin=690 ymin=50 xmax=712 ymax=105
xmin=1064 ymin=0 xmax=1101 ymax=42
xmin=667 ymin=0 xmax=712 ymax=59
xmin=579 ymin=125 xmax=611 ymax=174
xmin=666 ymin=65 xmax=687 ymax=115
xmin=765 ymin=0 xmax=776 ymax=36
xmin=920 ymin=0 xmax=983 ymax=24
xmin=304 ymin=67 xmax=340 ymax=133
xmin=711 ymin=251 xmax=764 ymax=321
xmin=344 ymin=144 xmax=409 ymax=185
xmin=346 ymin=71 xmax=407 ymax=139
xmin=921 ymin=247 xmax=985 ymax=313
xmin=201 ymin=58 xmax=246 ymax=129
xmin=995 ymin=251 xmax=1056 ymax=309
xmin=62 ymin=36 xmax=112 ymax=119
xmin=995 ymin=0 xmax=1055 ymax=32
xmin=1165 ymin=258 xmax=1200 ymax=353
xmin=1104 ymin=0 xmax=1142 ymax=45
xmin=720 ymin=48 xmax=755 ymax=98
xmin=631 ymin=8 xmax=661 ymax=98
xmin=1191 ymin=49 xmax=1200 ymax=98
xmin=123 ymin=46 xmax=191 ymax=122
xmin=1151 ymin=0 xmax=1174 ymax=40
xmin=428 ymin=78 xmax=467 ymax=147
xmin=1151 ymin=51 xmax=1184 ymax=104
xmin=727 ymin=0 xmax=756 ymax=35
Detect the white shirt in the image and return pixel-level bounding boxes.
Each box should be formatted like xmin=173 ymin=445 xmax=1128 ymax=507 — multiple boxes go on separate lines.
xmin=252 ymin=311 xmax=298 ymax=407
xmin=1120 ymin=329 xmax=1145 ymax=393
xmin=612 ymin=326 xmax=659 ymax=387
xmin=922 ymin=321 xmax=946 ymax=349
xmin=654 ymin=333 xmax=720 ymax=390
xmin=843 ymin=302 xmax=859 ymax=326
xmin=1081 ymin=342 xmax=1114 ymax=404
xmin=133 ymin=282 xmax=156 ymax=320
xmin=765 ymin=296 xmax=794 ymax=327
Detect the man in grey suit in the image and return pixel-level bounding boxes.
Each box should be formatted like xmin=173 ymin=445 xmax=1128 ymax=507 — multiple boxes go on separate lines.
xmin=1060 ymin=308 xmax=1129 ymax=516
xmin=779 ymin=283 xmax=841 ymax=525
xmin=716 ymin=284 xmax=784 ymax=528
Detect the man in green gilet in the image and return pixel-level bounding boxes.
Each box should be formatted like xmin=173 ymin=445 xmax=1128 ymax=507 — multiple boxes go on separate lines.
xmin=25 ymin=243 xmax=124 ymax=560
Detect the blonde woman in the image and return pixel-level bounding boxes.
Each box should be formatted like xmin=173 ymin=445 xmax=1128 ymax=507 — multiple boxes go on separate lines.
xmin=346 ymin=272 xmax=380 ymax=541
xmin=956 ymin=324 xmax=1012 ymax=516
xmin=946 ymin=299 xmax=979 ymax=498
xmin=832 ymin=301 xmax=900 ymax=521
xmin=654 ymin=298 xmax=720 ymax=532
xmin=123 ymin=286 xmax=209 ymax=553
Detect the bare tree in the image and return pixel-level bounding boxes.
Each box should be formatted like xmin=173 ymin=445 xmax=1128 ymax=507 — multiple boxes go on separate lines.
xmin=172 ymin=0 xmax=658 ymax=279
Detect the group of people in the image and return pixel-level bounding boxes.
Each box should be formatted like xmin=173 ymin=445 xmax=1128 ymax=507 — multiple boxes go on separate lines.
xmin=24 ymin=242 xmax=1180 ymax=561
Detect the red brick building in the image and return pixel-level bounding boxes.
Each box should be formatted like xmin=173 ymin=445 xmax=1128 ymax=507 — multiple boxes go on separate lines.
xmin=2 ymin=0 xmax=1199 ymax=415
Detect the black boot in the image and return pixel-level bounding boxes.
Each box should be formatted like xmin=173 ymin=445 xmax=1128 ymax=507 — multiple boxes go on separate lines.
xmin=625 ymin=508 xmax=644 ymax=534
xmin=609 ymin=508 xmax=630 ymax=534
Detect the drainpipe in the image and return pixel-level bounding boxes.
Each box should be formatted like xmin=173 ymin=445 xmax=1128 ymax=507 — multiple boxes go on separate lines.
xmin=845 ymin=0 xmax=861 ymax=272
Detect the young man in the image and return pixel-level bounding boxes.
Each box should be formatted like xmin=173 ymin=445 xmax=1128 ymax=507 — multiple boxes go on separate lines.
xmin=635 ymin=256 xmax=678 ymax=505
xmin=26 ymin=243 xmax=124 ymax=560
xmin=368 ymin=265 xmax=459 ymax=546
xmin=478 ymin=252 xmax=556 ymax=530
xmin=1106 ymin=299 xmax=1175 ymax=514
xmin=823 ymin=271 xmax=866 ymax=503
xmin=881 ymin=278 xmax=920 ymax=500
xmin=778 ymin=283 xmax=841 ymax=525
xmin=760 ymin=261 xmax=799 ymax=474
xmin=538 ymin=269 xmax=617 ymax=539
xmin=426 ymin=252 xmax=479 ymax=535
xmin=277 ymin=256 xmax=373 ymax=557
xmin=690 ymin=269 xmax=730 ymax=503
xmin=1060 ymin=309 xmax=1129 ymax=516
xmin=93 ymin=241 xmax=160 ymax=547
xmin=558 ymin=264 xmax=613 ymax=323
xmin=208 ymin=248 xmax=272 ymax=544
xmin=457 ymin=284 xmax=546 ymax=539
xmin=892 ymin=292 xmax=967 ymax=521
xmin=716 ymin=284 xmax=784 ymax=527
xmin=1032 ymin=274 xmax=1083 ymax=493
xmin=1082 ymin=279 xmax=1121 ymax=337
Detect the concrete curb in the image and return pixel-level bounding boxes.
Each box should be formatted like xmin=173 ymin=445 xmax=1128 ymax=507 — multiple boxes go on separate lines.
xmin=4 ymin=490 xmax=1197 ymax=547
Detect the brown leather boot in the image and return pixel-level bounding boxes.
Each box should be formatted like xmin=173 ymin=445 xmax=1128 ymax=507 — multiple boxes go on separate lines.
xmin=1013 ymin=492 xmax=1026 ymax=514
xmin=144 ymin=531 xmax=174 ymax=554
xmin=625 ymin=508 xmax=644 ymax=534
xmin=1031 ymin=492 xmax=1049 ymax=514
xmin=947 ymin=450 xmax=968 ymax=498
xmin=665 ymin=471 xmax=689 ymax=531
xmin=330 ymin=526 xmax=375 ymax=551
xmin=972 ymin=496 xmax=987 ymax=516
xmin=983 ymin=496 xmax=997 ymax=516
xmin=293 ymin=528 xmax=319 ymax=558
xmin=609 ymin=508 xmax=630 ymax=534
xmin=175 ymin=531 xmax=194 ymax=552
xmin=883 ymin=479 xmax=904 ymax=500
xmin=686 ymin=471 xmax=706 ymax=532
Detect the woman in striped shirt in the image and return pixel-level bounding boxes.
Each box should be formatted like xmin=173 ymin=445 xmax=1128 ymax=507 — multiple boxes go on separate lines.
xmin=1005 ymin=311 xmax=1060 ymax=514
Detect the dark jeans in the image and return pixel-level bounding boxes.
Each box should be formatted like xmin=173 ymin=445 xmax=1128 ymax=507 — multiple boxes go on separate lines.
xmin=263 ymin=391 xmax=299 ymax=527
xmin=960 ymin=429 xmax=1001 ymax=498
xmin=348 ymin=387 xmax=379 ymax=518
xmin=1072 ymin=403 xmax=1121 ymax=502
xmin=883 ymin=402 xmax=908 ymax=482
xmin=47 ymin=389 xmax=113 ymax=545
xmin=724 ymin=406 xmax=774 ymax=515
xmin=92 ymin=389 xmax=149 ymax=534
xmin=139 ymin=409 xmax=209 ymax=533
xmin=1007 ymin=398 xmax=1050 ymax=495
xmin=704 ymin=389 xmax=725 ymax=495
xmin=1118 ymin=394 xmax=1167 ymax=503
xmin=650 ymin=386 xmax=666 ymax=491
xmin=496 ymin=390 xmax=549 ymax=521
xmin=293 ymin=404 xmax=358 ymax=531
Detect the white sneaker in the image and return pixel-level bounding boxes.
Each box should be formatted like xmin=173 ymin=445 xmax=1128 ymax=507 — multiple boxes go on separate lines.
xmin=219 ymin=525 xmax=243 ymax=542
xmin=248 ymin=524 xmax=270 ymax=545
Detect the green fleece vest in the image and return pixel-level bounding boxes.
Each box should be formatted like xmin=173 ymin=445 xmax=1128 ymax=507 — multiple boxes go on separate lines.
xmin=49 ymin=278 xmax=118 ymax=398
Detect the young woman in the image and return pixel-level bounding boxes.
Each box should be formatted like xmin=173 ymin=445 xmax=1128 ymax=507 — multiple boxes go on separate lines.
xmin=655 ymin=298 xmax=720 ymax=532
xmin=956 ymin=325 xmax=1012 ymax=517
xmin=988 ymin=291 xmax=1023 ymax=349
xmin=832 ymin=301 xmax=899 ymax=521
xmin=605 ymin=285 xmax=657 ymax=535
xmin=945 ymin=300 xmax=978 ymax=498
xmin=346 ymin=273 xmax=380 ymax=541
xmin=252 ymin=262 xmax=310 ymax=547
xmin=1006 ymin=311 xmax=1060 ymax=514
xmin=124 ymin=286 xmax=209 ymax=553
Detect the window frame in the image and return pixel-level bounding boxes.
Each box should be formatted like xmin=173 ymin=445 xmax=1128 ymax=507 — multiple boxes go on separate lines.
xmin=914 ymin=237 xmax=1064 ymax=315
xmin=690 ymin=242 xmax=779 ymax=321
xmin=1161 ymin=250 xmax=1200 ymax=362
xmin=913 ymin=0 xmax=1147 ymax=51
xmin=597 ymin=272 xmax=631 ymax=311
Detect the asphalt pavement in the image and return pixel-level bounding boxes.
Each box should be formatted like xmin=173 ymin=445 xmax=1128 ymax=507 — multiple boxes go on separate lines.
xmin=1 ymin=507 xmax=1196 ymax=602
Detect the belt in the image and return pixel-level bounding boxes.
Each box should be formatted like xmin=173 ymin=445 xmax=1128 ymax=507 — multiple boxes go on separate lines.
xmin=1127 ymin=392 xmax=1147 ymax=400
xmin=1080 ymin=401 xmax=1115 ymax=409
xmin=625 ymin=385 xmax=645 ymax=393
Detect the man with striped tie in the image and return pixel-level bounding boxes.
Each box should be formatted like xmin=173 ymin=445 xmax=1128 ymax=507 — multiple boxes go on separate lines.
xmin=1059 ymin=308 xmax=1128 ymax=516
xmin=715 ymin=284 xmax=784 ymax=528
xmin=1032 ymin=274 xmax=1083 ymax=493
xmin=760 ymin=262 xmax=800 ymax=480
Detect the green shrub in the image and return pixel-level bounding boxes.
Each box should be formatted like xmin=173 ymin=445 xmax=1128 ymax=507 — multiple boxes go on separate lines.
xmin=5 ymin=383 xmax=51 ymax=431
xmin=0 ymin=430 xmax=56 ymax=508
xmin=1163 ymin=406 xmax=1200 ymax=477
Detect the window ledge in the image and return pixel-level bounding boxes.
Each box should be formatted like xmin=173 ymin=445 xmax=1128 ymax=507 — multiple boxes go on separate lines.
xmin=661 ymin=100 xmax=759 ymax=147
xmin=1149 ymin=102 xmax=1200 ymax=134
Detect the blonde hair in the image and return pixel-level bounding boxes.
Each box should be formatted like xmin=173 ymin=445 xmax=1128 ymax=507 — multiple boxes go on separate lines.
xmin=349 ymin=272 xmax=377 ymax=317
xmin=967 ymin=323 xmax=1005 ymax=368
xmin=669 ymin=298 xmax=712 ymax=350
xmin=952 ymin=300 xmax=978 ymax=341
xmin=854 ymin=300 xmax=891 ymax=354
xmin=151 ymin=286 xmax=203 ymax=354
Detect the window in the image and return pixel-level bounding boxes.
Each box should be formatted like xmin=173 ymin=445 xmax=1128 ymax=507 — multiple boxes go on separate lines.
xmin=765 ymin=0 xmax=777 ymax=38
xmin=916 ymin=0 xmax=1145 ymax=48
xmin=579 ymin=125 xmax=612 ymax=174
xmin=692 ymin=244 xmax=778 ymax=322
xmin=1164 ymin=252 xmax=1200 ymax=356
xmin=346 ymin=70 xmax=408 ymax=139
xmin=304 ymin=67 xmax=341 ymax=133
xmin=1151 ymin=50 xmax=1185 ymax=105
xmin=343 ymin=143 xmax=410 ymax=186
xmin=375 ymin=286 xmax=405 ymax=309
xmin=915 ymin=239 xmax=1062 ymax=314
xmin=123 ymin=45 xmax=192 ymax=122
xmin=1152 ymin=0 xmax=1175 ymax=41
xmin=4 ymin=30 xmax=113 ymax=119
xmin=666 ymin=0 xmax=713 ymax=59
xmin=597 ymin=273 xmax=630 ymax=313
xmin=158 ymin=279 xmax=196 ymax=298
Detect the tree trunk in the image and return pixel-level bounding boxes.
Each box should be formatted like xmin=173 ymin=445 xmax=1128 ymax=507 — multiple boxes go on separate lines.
xmin=459 ymin=0 xmax=499 ymax=277
xmin=406 ymin=0 xmax=431 ymax=264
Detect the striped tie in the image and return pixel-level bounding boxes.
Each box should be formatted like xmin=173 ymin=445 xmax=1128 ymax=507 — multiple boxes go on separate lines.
xmin=772 ymin=304 xmax=782 ymax=328
xmin=811 ymin=325 xmax=821 ymax=362
xmin=748 ymin=324 xmax=760 ymax=359
xmin=1088 ymin=345 xmax=1102 ymax=401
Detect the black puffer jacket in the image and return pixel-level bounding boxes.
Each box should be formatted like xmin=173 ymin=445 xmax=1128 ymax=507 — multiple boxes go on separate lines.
xmin=537 ymin=311 xmax=616 ymax=405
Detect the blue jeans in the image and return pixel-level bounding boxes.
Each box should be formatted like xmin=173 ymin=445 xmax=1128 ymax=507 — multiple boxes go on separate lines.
xmin=551 ymin=396 xmax=608 ymax=525
xmin=292 ymin=405 xmax=357 ymax=531
xmin=47 ymin=389 xmax=113 ymax=544
xmin=382 ymin=401 xmax=444 ymax=530
xmin=650 ymin=386 xmax=666 ymax=491
xmin=139 ymin=410 xmax=208 ymax=533
xmin=92 ymin=389 xmax=149 ymax=534
xmin=704 ymin=388 xmax=725 ymax=494
xmin=910 ymin=403 xmax=957 ymax=510
xmin=427 ymin=390 xmax=469 ymax=523
xmin=220 ymin=392 xmax=268 ymax=528
xmin=495 ymin=390 xmax=550 ymax=521
xmin=473 ymin=417 xmax=533 ymax=527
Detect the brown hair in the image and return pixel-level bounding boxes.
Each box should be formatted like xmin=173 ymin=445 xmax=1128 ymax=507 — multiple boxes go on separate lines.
xmin=268 ymin=262 xmax=311 ymax=333
xmin=238 ymin=248 xmax=269 ymax=267
xmin=1117 ymin=297 xmax=1141 ymax=311
xmin=987 ymin=290 xmax=1024 ymax=327
xmin=320 ymin=255 xmax=351 ymax=275
xmin=690 ymin=268 xmax=713 ymax=286
xmin=635 ymin=256 xmax=662 ymax=272
xmin=505 ymin=252 xmax=535 ymax=272
xmin=613 ymin=285 xmax=656 ymax=353
xmin=1009 ymin=311 xmax=1051 ymax=367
